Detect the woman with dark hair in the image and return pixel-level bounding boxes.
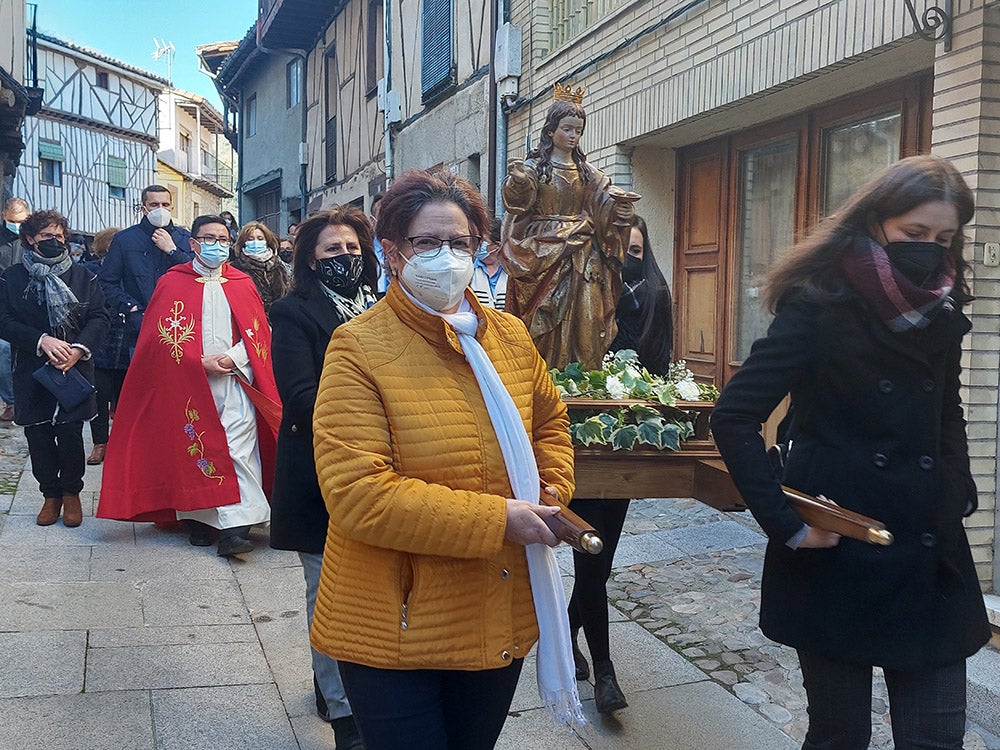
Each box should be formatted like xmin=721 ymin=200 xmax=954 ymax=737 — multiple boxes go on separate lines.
xmin=500 ymin=95 xmax=637 ymax=369
xmin=269 ymin=206 xmax=376 ymax=749
xmin=230 ymin=221 xmax=289 ymax=315
xmin=0 ymin=209 xmax=109 ymax=526
xmin=310 ymin=169 xmax=580 ymax=748
xmin=566 ymin=213 xmax=675 ymax=715
xmin=711 ymin=155 xmax=990 ymax=748
xmin=220 ymin=210 xmax=239 ymax=244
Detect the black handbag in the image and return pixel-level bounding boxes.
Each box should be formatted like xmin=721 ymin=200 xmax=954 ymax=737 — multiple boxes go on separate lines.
xmin=32 ymin=363 xmax=96 ymax=410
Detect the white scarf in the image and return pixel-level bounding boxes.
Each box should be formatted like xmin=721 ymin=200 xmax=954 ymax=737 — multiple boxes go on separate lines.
xmin=402 ymin=287 xmax=585 ymax=727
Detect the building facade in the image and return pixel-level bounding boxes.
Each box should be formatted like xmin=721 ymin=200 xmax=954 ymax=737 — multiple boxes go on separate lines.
xmin=505 ymin=0 xmax=1000 ymax=596
xmin=0 ymin=0 xmax=38 ymax=198
xmin=13 ymin=32 xmax=166 ymax=237
xmin=156 ymin=89 xmax=236 ymax=226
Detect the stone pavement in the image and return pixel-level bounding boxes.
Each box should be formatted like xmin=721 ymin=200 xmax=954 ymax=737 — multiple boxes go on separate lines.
xmin=0 ymin=420 xmax=997 ymax=749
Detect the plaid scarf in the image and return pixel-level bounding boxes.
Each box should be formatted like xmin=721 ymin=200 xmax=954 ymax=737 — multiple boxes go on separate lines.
xmin=21 ymin=248 xmax=79 ymax=330
xmin=841 ymin=236 xmax=955 ymax=332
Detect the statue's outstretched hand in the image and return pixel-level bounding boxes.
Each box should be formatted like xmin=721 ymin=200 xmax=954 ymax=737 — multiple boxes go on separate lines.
xmin=506 ymin=159 xmax=529 ymax=183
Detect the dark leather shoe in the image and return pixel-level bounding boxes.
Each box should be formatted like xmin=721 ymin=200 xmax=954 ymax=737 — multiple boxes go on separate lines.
xmin=331 ymin=715 xmax=364 ymax=749
xmin=61 ymin=495 xmax=83 ymax=527
xmin=217 ymin=530 xmax=254 ymax=557
xmin=572 ymin=634 xmax=590 ymax=681
xmin=87 ymin=444 xmax=106 ymax=465
xmin=594 ymin=665 xmax=628 ymax=714
xmin=185 ymin=520 xmax=216 ymax=547
xmin=36 ymin=496 xmax=61 ymax=526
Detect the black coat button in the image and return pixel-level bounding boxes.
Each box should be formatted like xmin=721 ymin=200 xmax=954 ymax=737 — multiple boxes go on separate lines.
xmin=921 ymin=532 xmax=937 ymax=548
xmin=922 ymin=379 xmax=935 ymax=393
xmin=878 ymin=379 xmax=894 ymax=393
xmin=919 ymin=455 xmax=935 ymax=470
xmin=290 ymin=424 xmax=298 ymax=433
xmin=872 ymin=453 xmax=889 ymax=468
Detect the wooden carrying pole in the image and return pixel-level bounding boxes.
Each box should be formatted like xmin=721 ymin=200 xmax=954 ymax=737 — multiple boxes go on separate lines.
xmin=539 ymin=495 xmax=604 ymax=555
xmin=782 ymin=486 xmax=894 ymax=546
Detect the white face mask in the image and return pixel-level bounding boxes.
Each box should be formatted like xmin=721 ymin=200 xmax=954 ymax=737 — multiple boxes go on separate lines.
xmin=399 ymin=247 xmax=474 ymax=311
xmin=146 ymin=207 xmax=172 ymax=228
xmin=243 ymin=238 xmax=273 ymax=259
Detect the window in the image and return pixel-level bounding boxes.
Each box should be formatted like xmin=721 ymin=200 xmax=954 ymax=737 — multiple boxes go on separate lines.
xmin=252 ymin=183 xmax=281 ymax=234
xmin=39 ymin=140 xmax=63 ymax=187
xmin=179 ymin=131 xmax=192 ymax=172
xmin=549 ymin=0 xmax=629 ymax=52
xmin=366 ymin=0 xmax=384 ymax=96
xmin=287 ymin=58 xmax=302 ymax=108
xmin=821 ymin=112 xmax=902 ymax=215
xmin=95 ymin=69 xmax=109 ymax=89
xmin=325 ymin=46 xmax=338 ymax=184
xmin=326 ymin=116 xmax=337 ymax=183
xmin=246 ymin=94 xmax=257 ymax=137
xmin=107 ymin=155 xmax=127 ymax=199
xmin=421 ymin=0 xmax=455 ymax=102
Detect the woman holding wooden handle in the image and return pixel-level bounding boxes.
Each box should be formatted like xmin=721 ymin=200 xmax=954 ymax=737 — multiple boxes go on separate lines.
xmin=711 ymin=156 xmax=990 ymax=750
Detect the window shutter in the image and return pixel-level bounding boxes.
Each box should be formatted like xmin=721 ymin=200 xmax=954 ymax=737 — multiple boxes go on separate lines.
xmin=39 ymin=141 xmax=64 ymax=161
xmin=421 ymin=0 xmax=454 ymax=101
xmin=107 ymin=156 xmax=128 ymax=188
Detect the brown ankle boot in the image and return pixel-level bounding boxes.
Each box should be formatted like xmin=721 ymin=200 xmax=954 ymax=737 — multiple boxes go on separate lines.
xmin=62 ymin=495 xmax=83 ymax=527
xmin=37 ymin=497 xmax=62 ymax=526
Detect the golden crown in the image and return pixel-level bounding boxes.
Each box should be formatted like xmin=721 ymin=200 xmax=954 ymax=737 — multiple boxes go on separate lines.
xmin=553 ymin=83 xmax=585 ymax=104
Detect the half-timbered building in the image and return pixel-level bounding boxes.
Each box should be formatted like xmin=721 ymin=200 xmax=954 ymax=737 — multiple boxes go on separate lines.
xmin=504 ymin=0 xmax=1000 ymax=601
xmin=14 ymin=32 xmax=167 ymax=237
xmin=0 ymin=0 xmax=39 ymax=196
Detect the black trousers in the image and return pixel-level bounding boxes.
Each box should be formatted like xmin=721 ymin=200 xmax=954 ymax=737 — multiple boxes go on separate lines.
xmin=338 ymin=659 xmax=523 ymax=750
xmin=25 ymin=421 xmax=85 ymax=497
xmin=797 ymin=649 xmax=967 ymax=750
xmin=89 ymin=367 xmax=126 ymax=444
xmin=566 ymin=497 xmax=631 ymax=666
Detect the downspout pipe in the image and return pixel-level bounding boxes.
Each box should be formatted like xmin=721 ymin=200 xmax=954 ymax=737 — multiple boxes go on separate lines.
xmin=493 ymin=0 xmax=511 ymax=219
xmin=383 ymin=0 xmax=394 ymax=186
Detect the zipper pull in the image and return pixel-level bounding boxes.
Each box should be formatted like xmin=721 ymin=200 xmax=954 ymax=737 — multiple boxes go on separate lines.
xmin=400 ymin=602 xmax=408 ymax=630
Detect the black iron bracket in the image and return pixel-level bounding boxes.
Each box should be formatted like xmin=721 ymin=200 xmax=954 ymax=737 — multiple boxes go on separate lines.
xmin=903 ymin=0 xmax=953 ymax=52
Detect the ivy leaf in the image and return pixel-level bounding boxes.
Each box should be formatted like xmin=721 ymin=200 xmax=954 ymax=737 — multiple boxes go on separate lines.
xmin=574 ymin=416 xmax=609 ymax=446
xmin=610 ymin=424 xmax=639 ymax=450
xmin=596 ymin=411 xmax=619 ymax=437
xmin=562 ymin=362 xmax=586 ymax=381
xmin=628 ymin=404 xmax=662 ymax=422
xmin=660 ymin=423 xmax=683 ymax=452
xmin=636 ymin=416 xmax=668 ymax=449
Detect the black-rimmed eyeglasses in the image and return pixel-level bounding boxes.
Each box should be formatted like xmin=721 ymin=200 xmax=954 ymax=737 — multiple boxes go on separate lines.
xmin=405 ymin=235 xmax=482 ymax=258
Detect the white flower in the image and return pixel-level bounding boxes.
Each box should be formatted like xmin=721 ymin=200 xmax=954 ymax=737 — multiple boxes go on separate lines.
xmin=676 ymin=379 xmax=701 ymax=401
xmin=606 ymin=374 xmax=627 ymax=400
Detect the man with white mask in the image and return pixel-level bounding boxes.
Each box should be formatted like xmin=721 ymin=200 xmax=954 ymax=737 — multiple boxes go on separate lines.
xmin=97 ymin=215 xmax=278 ymax=557
xmin=98 ymin=185 xmax=193 ymax=363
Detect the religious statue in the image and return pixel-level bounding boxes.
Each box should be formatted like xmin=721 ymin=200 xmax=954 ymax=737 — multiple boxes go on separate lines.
xmin=501 ymin=83 xmax=640 ymax=370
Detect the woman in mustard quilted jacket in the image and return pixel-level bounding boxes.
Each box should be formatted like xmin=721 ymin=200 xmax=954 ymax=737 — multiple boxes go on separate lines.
xmin=311 ymin=170 xmax=580 ymax=749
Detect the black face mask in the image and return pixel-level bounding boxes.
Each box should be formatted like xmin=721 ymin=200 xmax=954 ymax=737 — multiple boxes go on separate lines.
xmin=35 ymin=238 xmax=68 ymax=259
xmin=316 ymin=254 xmax=364 ymax=297
xmin=883 ymin=241 xmax=946 ymax=286
xmin=622 ymin=255 xmax=643 ymax=284
xmin=278 ymin=249 xmax=293 ymax=263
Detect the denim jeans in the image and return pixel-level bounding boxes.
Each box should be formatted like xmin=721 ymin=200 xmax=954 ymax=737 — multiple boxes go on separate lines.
xmin=338 ymin=658 xmax=523 ymax=750
xmin=298 ymin=552 xmax=351 ymax=720
xmin=0 ymin=338 xmax=14 ymax=405
xmin=798 ymin=649 xmax=967 ymax=749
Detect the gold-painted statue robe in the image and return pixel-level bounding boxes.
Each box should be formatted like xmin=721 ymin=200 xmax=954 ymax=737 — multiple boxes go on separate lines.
xmin=501 ymin=159 xmax=637 ymax=370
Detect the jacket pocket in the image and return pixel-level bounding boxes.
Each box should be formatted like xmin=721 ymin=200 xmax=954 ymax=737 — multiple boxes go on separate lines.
xmin=399 ymin=555 xmax=414 ymax=631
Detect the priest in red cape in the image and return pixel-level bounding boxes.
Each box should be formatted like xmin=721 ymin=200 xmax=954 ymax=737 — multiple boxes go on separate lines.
xmin=97 ymin=215 xmax=280 ymax=557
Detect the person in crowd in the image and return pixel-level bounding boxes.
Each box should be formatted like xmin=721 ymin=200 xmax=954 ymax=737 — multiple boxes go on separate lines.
xmin=288 ymin=223 xmax=299 ymax=238
xmin=269 ymin=206 xmax=377 ymax=750
xmin=470 ymin=219 xmax=508 ymax=310
xmin=278 ymin=236 xmax=294 ymax=271
xmin=500 ymin=92 xmax=638 ymax=369
xmin=310 ymin=170 xmax=581 ymax=748
xmin=369 ymin=192 xmax=389 ymax=298
xmin=97 ymin=215 xmax=279 ymax=558
xmin=0 ymin=197 xmax=30 ymax=421
xmin=220 ymin=210 xmax=239 ymax=244
xmin=98 ymin=185 xmax=193 ymax=364
xmin=230 ymin=221 xmax=290 ymax=316
xmin=0 ymin=210 xmax=109 ymax=526
xmin=566 ymin=212 xmax=674 ymax=714
xmin=710 ymin=155 xmax=991 ymax=749
xmin=80 ymin=228 xmax=125 ymax=465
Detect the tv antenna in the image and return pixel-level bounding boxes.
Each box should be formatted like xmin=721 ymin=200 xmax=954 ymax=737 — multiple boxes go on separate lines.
xmin=152 ymin=38 xmax=176 ymax=83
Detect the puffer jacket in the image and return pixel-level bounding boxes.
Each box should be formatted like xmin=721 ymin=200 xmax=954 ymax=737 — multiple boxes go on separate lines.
xmin=311 ymin=282 xmax=574 ymax=671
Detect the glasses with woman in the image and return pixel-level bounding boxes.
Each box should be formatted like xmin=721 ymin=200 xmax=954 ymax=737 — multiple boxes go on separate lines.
xmin=0 ymin=209 xmax=110 ymax=528
xmin=230 ymin=221 xmax=290 ymax=316
xmin=309 ymin=170 xmax=583 ymax=748
xmin=268 ymin=206 xmax=377 ymax=749
xmin=711 ymin=155 xmax=991 ymax=748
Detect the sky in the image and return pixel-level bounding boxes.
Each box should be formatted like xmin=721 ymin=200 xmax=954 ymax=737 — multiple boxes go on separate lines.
xmin=31 ymin=0 xmax=257 ymax=109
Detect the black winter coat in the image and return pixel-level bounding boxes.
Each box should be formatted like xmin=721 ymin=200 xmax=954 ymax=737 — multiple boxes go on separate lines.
xmin=0 ymin=262 xmax=110 ymax=425
xmin=711 ymin=291 xmax=990 ymax=670
xmin=269 ymin=287 xmax=347 ymax=553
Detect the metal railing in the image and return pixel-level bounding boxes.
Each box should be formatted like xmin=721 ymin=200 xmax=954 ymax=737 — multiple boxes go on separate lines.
xmin=549 ymin=0 xmax=629 ymax=51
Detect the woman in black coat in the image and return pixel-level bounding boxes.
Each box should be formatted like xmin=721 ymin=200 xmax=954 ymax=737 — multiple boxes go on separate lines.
xmin=269 ymin=205 xmax=377 ymax=750
xmin=711 ymin=155 xmax=990 ymax=749
xmin=0 ymin=209 xmax=110 ymax=527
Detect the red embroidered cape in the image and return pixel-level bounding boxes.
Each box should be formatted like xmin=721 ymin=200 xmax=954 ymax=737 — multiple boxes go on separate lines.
xmin=97 ymin=263 xmax=279 ymax=523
